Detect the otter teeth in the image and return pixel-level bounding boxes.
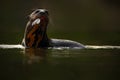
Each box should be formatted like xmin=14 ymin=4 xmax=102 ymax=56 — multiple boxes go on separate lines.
xmin=32 ymin=18 xmax=41 ymax=26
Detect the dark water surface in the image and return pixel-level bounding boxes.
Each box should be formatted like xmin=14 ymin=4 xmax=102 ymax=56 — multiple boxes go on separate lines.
xmin=0 ymin=45 xmax=120 ymax=80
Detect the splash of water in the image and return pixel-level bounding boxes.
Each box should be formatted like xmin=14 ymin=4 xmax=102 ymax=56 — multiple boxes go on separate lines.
xmin=85 ymin=45 xmax=120 ymax=49
xmin=0 ymin=44 xmax=24 ymax=49
xmin=0 ymin=44 xmax=120 ymax=49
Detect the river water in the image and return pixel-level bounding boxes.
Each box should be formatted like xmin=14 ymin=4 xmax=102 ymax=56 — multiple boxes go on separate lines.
xmin=0 ymin=44 xmax=120 ymax=80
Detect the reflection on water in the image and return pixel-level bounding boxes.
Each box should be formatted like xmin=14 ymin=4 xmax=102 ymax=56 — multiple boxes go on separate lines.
xmin=23 ymin=48 xmax=48 ymax=64
xmin=0 ymin=44 xmax=120 ymax=80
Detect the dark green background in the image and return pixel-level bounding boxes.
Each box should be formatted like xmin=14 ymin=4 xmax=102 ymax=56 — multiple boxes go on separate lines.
xmin=1 ymin=0 xmax=120 ymax=45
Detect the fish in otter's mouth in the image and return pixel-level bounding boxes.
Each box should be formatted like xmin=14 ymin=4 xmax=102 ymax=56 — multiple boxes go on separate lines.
xmin=22 ymin=9 xmax=50 ymax=48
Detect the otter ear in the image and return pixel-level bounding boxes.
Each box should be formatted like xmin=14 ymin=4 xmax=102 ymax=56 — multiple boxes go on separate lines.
xmin=26 ymin=15 xmax=30 ymax=20
xmin=32 ymin=18 xmax=41 ymax=26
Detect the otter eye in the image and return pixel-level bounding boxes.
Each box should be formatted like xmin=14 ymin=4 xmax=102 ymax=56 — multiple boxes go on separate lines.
xmin=35 ymin=10 xmax=39 ymax=14
xmin=45 ymin=10 xmax=49 ymax=15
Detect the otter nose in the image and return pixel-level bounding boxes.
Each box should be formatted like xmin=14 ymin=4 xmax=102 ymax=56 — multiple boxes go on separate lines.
xmin=40 ymin=10 xmax=49 ymax=15
xmin=40 ymin=12 xmax=46 ymax=15
xmin=33 ymin=9 xmax=48 ymax=15
xmin=34 ymin=9 xmax=45 ymax=14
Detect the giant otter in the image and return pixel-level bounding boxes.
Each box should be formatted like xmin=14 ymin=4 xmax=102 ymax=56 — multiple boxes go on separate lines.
xmin=22 ymin=9 xmax=85 ymax=48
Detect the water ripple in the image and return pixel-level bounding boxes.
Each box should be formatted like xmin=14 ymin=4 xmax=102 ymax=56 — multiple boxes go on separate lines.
xmin=0 ymin=44 xmax=120 ymax=49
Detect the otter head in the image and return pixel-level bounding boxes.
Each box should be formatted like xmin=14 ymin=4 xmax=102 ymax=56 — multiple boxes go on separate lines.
xmin=23 ymin=9 xmax=49 ymax=48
